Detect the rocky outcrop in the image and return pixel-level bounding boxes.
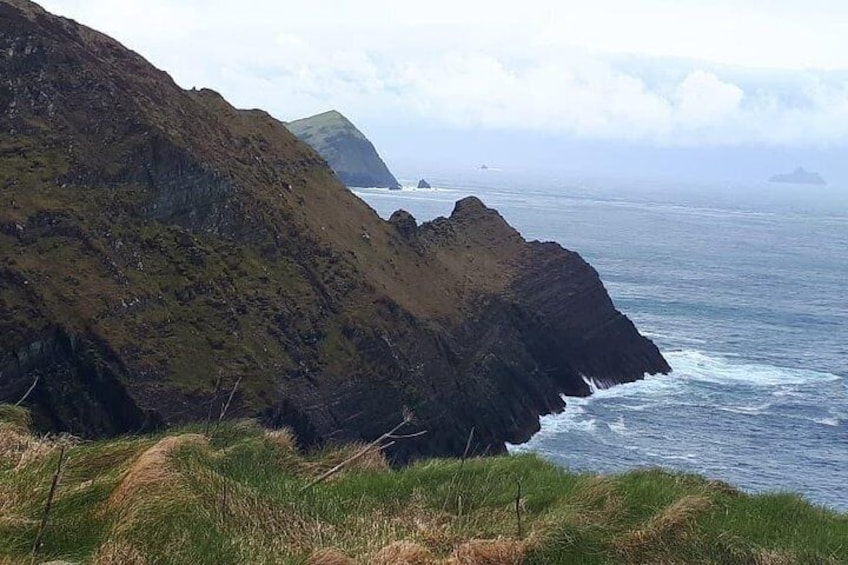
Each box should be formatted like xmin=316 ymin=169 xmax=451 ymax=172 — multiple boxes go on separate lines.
xmin=286 ymin=110 xmax=401 ymax=189
xmin=417 ymin=179 xmax=431 ymax=189
xmin=389 ymin=210 xmax=419 ymax=240
xmin=0 ymin=0 xmax=669 ymax=462
xmin=0 ymin=327 xmax=162 ymax=435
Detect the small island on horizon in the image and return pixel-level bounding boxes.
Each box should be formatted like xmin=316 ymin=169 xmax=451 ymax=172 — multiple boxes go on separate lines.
xmin=768 ymin=167 xmax=827 ymax=186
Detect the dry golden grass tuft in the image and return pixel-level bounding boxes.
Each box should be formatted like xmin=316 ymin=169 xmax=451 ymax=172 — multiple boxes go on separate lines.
xmin=92 ymin=541 xmax=149 ymax=565
xmin=303 ymin=442 xmax=390 ymax=480
xmin=372 ymin=541 xmax=435 ymax=565
xmin=263 ymin=428 xmax=297 ymax=451
xmin=568 ymin=476 xmax=626 ymax=526
xmin=613 ymin=494 xmax=713 ymax=556
xmin=107 ymin=434 xmax=206 ymax=512
xmin=0 ymin=482 xmax=28 ymax=528
xmin=307 ymin=548 xmax=356 ymax=565
xmin=754 ymin=550 xmax=800 ymax=565
xmin=0 ymin=422 xmax=56 ymax=470
xmin=707 ymin=479 xmax=743 ymax=498
xmin=334 ymin=442 xmax=390 ymax=472
xmin=448 ymin=538 xmax=525 ymax=565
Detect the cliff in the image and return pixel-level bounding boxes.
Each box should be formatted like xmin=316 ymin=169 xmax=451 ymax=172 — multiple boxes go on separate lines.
xmin=0 ymin=0 xmax=669 ymax=462
xmin=286 ymin=110 xmax=401 ymax=189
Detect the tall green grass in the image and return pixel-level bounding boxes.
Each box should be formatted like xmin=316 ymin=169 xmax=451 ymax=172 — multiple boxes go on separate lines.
xmin=0 ymin=407 xmax=845 ymax=564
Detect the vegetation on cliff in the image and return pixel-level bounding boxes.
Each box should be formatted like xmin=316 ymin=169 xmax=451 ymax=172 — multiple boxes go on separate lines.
xmin=1 ymin=406 xmax=846 ymax=565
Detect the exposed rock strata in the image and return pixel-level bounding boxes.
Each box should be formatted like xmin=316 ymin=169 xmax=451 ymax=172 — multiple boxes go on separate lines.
xmin=0 ymin=0 xmax=670 ymax=462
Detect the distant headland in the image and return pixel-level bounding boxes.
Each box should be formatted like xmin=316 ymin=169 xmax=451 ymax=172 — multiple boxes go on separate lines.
xmin=286 ymin=110 xmax=401 ymax=189
xmin=768 ymin=167 xmax=826 ymax=186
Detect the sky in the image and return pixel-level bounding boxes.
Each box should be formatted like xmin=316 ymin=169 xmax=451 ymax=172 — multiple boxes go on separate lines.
xmin=37 ymin=0 xmax=848 ymax=180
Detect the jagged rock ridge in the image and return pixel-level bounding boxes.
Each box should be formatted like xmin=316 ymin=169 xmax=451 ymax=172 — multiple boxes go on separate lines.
xmin=286 ymin=110 xmax=401 ymax=189
xmin=0 ymin=0 xmax=669 ymax=462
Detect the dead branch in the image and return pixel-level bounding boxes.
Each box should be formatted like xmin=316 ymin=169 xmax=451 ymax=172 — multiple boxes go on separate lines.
xmin=385 ymin=431 xmax=428 ymax=440
xmin=31 ymin=445 xmax=65 ymax=557
xmin=204 ymin=374 xmax=223 ymax=437
xmin=218 ymin=376 xmax=242 ymax=423
xmin=14 ymin=375 xmax=39 ymax=407
xmin=211 ymin=376 xmax=242 ymax=437
xmin=461 ymin=426 xmax=475 ymax=463
xmin=300 ymin=416 xmax=417 ymax=491
xmin=442 ymin=426 xmax=475 ymax=513
xmin=515 ymin=480 xmax=523 ymax=540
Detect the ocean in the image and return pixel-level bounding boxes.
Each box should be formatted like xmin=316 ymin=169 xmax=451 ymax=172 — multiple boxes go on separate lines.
xmin=355 ymin=169 xmax=848 ymax=512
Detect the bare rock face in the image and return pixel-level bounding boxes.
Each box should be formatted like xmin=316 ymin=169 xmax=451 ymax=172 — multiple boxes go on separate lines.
xmin=0 ymin=0 xmax=669 ymax=462
xmin=389 ymin=210 xmax=418 ymax=239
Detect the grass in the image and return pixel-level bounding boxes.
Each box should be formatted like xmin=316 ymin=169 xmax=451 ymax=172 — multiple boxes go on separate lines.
xmin=0 ymin=407 xmax=845 ymax=564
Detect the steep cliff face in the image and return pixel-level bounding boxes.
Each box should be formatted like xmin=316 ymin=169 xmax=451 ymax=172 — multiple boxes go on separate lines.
xmin=0 ymin=0 xmax=669 ymax=461
xmin=286 ymin=110 xmax=401 ymax=189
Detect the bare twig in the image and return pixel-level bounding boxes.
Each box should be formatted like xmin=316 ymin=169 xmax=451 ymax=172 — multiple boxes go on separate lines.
xmin=461 ymin=426 xmax=475 ymax=463
xmin=218 ymin=377 xmax=242 ymax=423
xmin=32 ymin=445 xmax=65 ymax=557
xmin=204 ymin=374 xmax=223 ymax=437
xmin=14 ymin=375 xmax=39 ymax=407
xmin=515 ymin=480 xmax=523 ymax=540
xmin=301 ymin=440 xmax=396 ymax=491
xmin=221 ymin=480 xmax=228 ymax=519
xmin=211 ymin=377 xmax=242 ymax=436
xmin=385 ymin=431 xmax=428 ymax=440
xmin=442 ymin=427 xmax=475 ymax=513
xmin=300 ymin=416 xmax=416 ymax=491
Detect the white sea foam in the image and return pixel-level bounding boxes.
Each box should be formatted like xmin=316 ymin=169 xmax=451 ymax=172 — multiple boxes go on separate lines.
xmin=582 ymin=375 xmax=600 ymax=394
xmin=812 ymin=417 xmax=841 ymax=427
xmin=657 ymin=453 xmax=699 ymax=462
xmin=510 ymin=349 xmax=844 ymax=452
xmin=609 ymin=416 xmax=628 ymax=434
xmin=666 ymin=350 xmax=842 ymax=387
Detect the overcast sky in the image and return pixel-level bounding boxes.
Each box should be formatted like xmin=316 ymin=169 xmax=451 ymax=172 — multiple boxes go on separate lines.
xmin=38 ymin=0 xmax=848 ymax=150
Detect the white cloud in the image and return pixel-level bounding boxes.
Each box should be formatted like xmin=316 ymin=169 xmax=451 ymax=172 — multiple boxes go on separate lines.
xmin=673 ymin=71 xmax=744 ymax=129
xmin=35 ymin=0 xmax=848 ymax=146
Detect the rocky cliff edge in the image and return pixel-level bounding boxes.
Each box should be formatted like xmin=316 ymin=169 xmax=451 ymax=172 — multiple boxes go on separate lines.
xmin=0 ymin=0 xmax=669 ymax=461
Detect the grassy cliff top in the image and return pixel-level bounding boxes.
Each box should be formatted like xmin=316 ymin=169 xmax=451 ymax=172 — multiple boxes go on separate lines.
xmin=286 ymin=110 xmax=369 ymax=143
xmin=1 ymin=405 xmax=845 ymax=565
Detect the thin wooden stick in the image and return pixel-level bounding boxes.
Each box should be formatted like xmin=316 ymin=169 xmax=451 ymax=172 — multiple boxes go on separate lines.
xmin=221 ymin=480 xmax=228 ymax=519
xmin=204 ymin=374 xmax=223 ymax=437
xmin=301 ymin=441 xmax=396 ymax=491
xmin=385 ymin=431 xmax=428 ymax=440
xmin=218 ymin=377 xmax=242 ymax=423
xmin=461 ymin=427 xmax=475 ymax=463
xmin=211 ymin=377 xmax=242 ymax=436
xmin=442 ymin=427 xmax=475 ymax=513
xmin=31 ymin=445 xmax=65 ymax=557
xmin=300 ymin=417 xmax=414 ymax=492
xmin=515 ymin=480 xmax=523 ymax=540
xmin=15 ymin=376 xmax=39 ymax=407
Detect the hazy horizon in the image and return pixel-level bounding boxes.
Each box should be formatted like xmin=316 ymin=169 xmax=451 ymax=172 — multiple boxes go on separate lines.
xmin=39 ymin=0 xmax=848 ymax=184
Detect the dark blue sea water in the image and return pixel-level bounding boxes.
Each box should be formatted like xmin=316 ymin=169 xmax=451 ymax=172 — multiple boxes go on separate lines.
xmin=355 ymin=169 xmax=848 ymax=512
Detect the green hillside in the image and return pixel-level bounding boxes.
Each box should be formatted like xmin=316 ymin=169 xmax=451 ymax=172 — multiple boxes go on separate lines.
xmin=1 ymin=405 xmax=845 ymax=565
